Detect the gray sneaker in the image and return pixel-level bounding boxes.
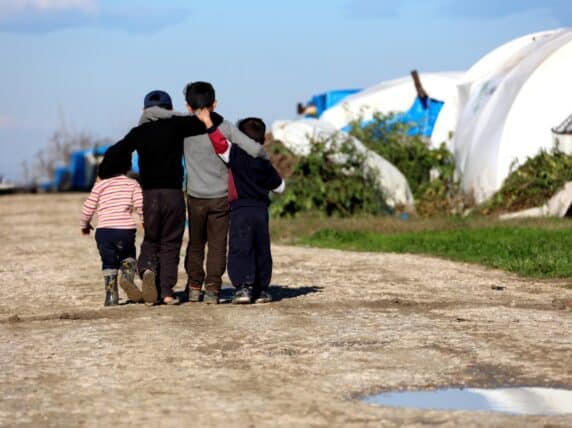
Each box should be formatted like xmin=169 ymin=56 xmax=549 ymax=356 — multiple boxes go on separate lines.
xmin=255 ymin=290 xmax=272 ymax=304
xmin=203 ymin=290 xmax=219 ymax=305
xmin=232 ymin=286 xmax=253 ymax=304
xmin=141 ymin=270 xmax=158 ymax=306
xmin=188 ymin=288 xmax=202 ymax=303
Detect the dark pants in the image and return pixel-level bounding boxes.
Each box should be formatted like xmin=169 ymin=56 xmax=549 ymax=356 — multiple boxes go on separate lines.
xmin=95 ymin=228 xmax=136 ymax=271
xmin=138 ymin=189 xmax=186 ymax=298
xmin=185 ymin=196 xmax=229 ymax=294
xmin=227 ymin=206 xmax=272 ymax=293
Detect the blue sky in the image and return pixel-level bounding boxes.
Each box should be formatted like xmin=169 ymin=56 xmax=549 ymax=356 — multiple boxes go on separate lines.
xmin=0 ymin=0 xmax=570 ymax=182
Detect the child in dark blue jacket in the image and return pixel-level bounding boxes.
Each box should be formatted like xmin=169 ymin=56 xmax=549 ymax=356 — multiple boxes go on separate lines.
xmin=196 ymin=111 xmax=285 ymax=304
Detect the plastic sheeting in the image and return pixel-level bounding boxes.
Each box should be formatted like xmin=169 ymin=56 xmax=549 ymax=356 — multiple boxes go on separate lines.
xmin=320 ymin=72 xmax=463 ymax=146
xmin=271 ymin=118 xmax=415 ymax=209
xmin=453 ymin=29 xmax=572 ymax=203
xmin=304 ymin=89 xmax=362 ymax=118
xmin=359 ymin=96 xmax=445 ymax=138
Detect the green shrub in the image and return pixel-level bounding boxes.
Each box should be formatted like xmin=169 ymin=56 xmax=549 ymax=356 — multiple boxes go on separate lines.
xmin=484 ymin=147 xmax=572 ymax=213
xmin=349 ymin=113 xmax=462 ymax=216
xmin=270 ymin=138 xmax=389 ymax=218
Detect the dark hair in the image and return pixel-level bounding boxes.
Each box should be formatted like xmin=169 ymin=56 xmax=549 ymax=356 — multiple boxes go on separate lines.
xmin=237 ymin=117 xmax=266 ymax=144
xmin=184 ymin=81 xmax=215 ymax=109
xmin=98 ymin=145 xmax=132 ymax=179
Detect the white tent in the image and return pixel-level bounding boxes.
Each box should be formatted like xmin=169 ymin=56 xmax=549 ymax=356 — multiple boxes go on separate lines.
xmin=453 ymin=29 xmax=572 ymax=203
xmin=271 ymin=118 xmax=415 ymax=209
xmin=319 ymin=72 xmax=464 ymax=148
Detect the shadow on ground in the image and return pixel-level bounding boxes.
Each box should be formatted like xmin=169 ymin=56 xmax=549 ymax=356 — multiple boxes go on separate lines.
xmin=174 ymin=284 xmax=323 ymax=303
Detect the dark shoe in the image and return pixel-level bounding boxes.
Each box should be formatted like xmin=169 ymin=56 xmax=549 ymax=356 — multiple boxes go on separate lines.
xmin=188 ymin=287 xmax=202 ymax=303
xmin=119 ymin=258 xmax=143 ymax=303
xmin=232 ymin=286 xmax=253 ymax=305
xmin=163 ymin=296 xmax=180 ymax=305
xmin=141 ymin=270 xmax=158 ymax=306
xmin=255 ymin=290 xmax=272 ymax=304
xmin=203 ymin=290 xmax=219 ymax=305
xmin=103 ymin=270 xmax=119 ymax=307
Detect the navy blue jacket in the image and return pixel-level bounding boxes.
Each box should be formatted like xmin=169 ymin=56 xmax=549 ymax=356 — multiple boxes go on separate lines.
xmin=207 ymin=128 xmax=283 ymax=208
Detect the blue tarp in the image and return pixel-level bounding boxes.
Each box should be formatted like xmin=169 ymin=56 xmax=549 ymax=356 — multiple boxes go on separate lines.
xmin=69 ymin=150 xmax=89 ymax=190
xmin=53 ymin=165 xmax=70 ymax=191
xmin=342 ymin=96 xmax=444 ymax=137
xmin=306 ymin=89 xmax=361 ymax=118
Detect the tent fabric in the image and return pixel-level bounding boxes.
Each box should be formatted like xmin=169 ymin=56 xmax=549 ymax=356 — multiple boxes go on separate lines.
xmin=452 ymin=29 xmax=572 ymax=203
xmin=500 ymin=181 xmax=572 ymax=220
xmin=340 ymin=96 xmax=445 ymax=138
xmin=552 ymin=112 xmax=572 ymax=135
xmin=271 ymin=118 xmax=415 ymax=209
xmin=320 ymin=72 xmax=463 ymax=143
xmin=305 ymin=89 xmax=362 ymax=118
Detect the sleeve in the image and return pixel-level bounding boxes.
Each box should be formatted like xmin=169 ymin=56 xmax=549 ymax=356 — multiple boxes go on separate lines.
xmin=98 ymin=130 xmax=137 ymax=179
xmin=80 ymin=183 xmax=101 ymax=229
xmin=176 ymin=112 xmax=224 ymax=138
xmin=207 ymin=128 xmax=231 ymax=163
xmin=259 ymin=161 xmax=284 ymax=192
xmin=272 ymin=180 xmax=286 ymax=194
xmin=225 ymin=122 xmax=268 ymax=160
xmin=132 ymin=181 xmax=144 ymax=223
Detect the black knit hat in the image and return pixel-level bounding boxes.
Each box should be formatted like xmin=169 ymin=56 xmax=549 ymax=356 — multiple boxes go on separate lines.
xmin=143 ymin=90 xmax=173 ymax=110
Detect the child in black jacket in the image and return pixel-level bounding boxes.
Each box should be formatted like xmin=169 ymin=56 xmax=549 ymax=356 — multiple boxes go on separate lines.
xmin=196 ymin=111 xmax=285 ymax=304
xmin=99 ymin=90 xmax=223 ymax=305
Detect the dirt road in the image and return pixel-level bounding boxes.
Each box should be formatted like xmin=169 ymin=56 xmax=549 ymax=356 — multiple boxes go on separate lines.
xmin=1 ymin=194 xmax=571 ymax=427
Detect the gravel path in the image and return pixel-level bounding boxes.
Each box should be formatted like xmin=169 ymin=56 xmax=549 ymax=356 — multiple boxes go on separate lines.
xmin=1 ymin=194 xmax=571 ymax=427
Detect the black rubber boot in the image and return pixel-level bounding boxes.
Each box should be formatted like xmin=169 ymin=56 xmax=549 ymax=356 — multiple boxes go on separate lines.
xmin=103 ymin=269 xmax=119 ymax=306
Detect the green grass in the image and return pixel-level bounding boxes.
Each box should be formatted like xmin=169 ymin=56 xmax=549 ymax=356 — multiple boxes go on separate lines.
xmin=301 ymin=225 xmax=572 ymax=278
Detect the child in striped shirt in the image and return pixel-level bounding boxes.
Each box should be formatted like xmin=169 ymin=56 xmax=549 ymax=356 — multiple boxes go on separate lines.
xmin=80 ymin=150 xmax=144 ymax=306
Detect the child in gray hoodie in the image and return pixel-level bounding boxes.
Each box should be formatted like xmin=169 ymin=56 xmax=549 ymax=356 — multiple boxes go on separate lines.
xmin=182 ymin=81 xmax=267 ymax=304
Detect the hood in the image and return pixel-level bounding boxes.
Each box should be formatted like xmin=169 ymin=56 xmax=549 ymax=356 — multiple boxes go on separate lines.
xmin=138 ymin=106 xmax=186 ymax=125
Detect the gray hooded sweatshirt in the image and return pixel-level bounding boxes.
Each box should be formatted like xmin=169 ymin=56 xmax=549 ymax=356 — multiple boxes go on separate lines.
xmin=184 ymin=120 xmax=267 ymax=199
xmin=138 ymin=106 xmax=183 ymax=125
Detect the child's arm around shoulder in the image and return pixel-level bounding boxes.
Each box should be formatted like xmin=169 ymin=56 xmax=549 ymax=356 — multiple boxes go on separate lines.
xmin=224 ymin=122 xmax=268 ymax=160
xmin=195 ymin=109 xmax=232 ymax=163
xmin=80 ymin=180 xmax=103 ymax=234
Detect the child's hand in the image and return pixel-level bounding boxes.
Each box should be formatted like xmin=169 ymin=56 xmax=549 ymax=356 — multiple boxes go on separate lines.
xmin=81 ymin=225 xmax=93 ymax=235
xmin=196 ymin=108 xmax=214 ymax=129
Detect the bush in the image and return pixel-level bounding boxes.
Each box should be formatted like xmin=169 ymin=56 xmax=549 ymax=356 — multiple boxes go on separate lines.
xmin=349 ymin=113 xmax=462 ymax=216
xmin=484 ymin=147 xmax=572 ymax=213
xmin=270 ymin=138 xmax=389 ymax=218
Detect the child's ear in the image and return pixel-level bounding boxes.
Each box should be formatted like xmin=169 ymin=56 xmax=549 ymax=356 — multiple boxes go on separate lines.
xmin=212 ymin=100 xmax=217 ymax=111
xmin=186 ymin=104 xmax=193 ymax=113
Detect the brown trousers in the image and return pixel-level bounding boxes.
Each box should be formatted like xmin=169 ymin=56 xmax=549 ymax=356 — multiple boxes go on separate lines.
xmin=185 ymin=196 xmax=229 ymax=293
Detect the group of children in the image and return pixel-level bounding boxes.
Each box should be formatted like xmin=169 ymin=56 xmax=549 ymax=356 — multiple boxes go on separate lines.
xmin=81 ymin=82 xmax=285 ymax=306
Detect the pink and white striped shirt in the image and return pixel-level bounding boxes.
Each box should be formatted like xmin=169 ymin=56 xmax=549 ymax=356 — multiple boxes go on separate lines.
xmin=80 ymin=175 xmax=143 ymax=230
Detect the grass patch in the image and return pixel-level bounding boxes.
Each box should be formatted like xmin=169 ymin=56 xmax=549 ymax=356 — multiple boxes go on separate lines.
xmin=301 ymin=224 xmax=572 ymax=278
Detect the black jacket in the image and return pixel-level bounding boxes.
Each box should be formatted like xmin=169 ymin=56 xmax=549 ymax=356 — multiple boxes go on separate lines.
xmin=99 ymin=113 xmax=223 ymax=190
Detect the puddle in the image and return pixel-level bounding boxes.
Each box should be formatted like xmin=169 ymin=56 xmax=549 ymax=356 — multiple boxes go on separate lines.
xmin=363 ymin=387 xmax=572 ymax=415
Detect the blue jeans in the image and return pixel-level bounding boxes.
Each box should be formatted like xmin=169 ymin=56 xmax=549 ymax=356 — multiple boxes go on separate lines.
xmin=95 ymin=228 xmax=136 ymax=270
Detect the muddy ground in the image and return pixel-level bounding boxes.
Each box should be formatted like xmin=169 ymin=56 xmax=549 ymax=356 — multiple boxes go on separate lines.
xmin=1 ymin=194 xmax=571 ymax=427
